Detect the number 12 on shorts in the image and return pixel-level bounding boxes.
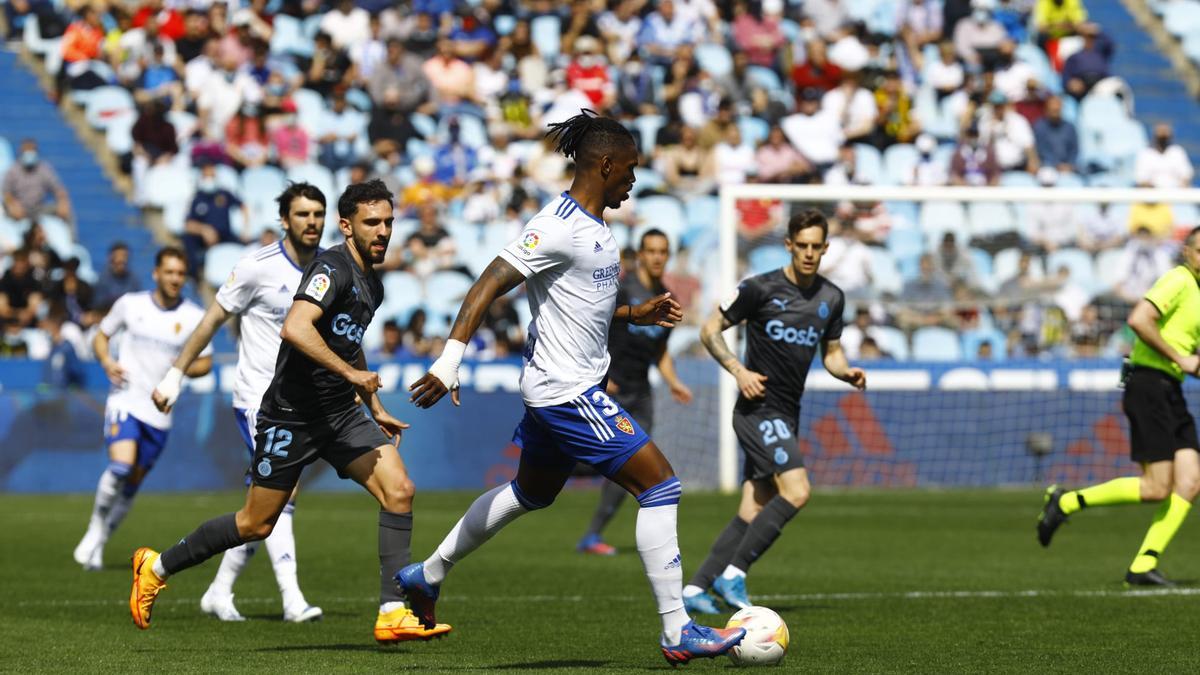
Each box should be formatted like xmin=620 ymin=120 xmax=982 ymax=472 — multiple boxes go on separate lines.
xmin=262 ymin=425 xmax=293 ymax=457
xmin=759 ymin=419 xmax=792 ymax=445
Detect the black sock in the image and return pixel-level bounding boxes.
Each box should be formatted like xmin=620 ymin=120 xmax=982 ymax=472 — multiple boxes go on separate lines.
xmin=159 ymin=513 xmax=243 ymax=576
xmin=729 ymin=496 xmax=800 ymax=573
xmin=585 ymin=481 xmax=628 ymax=537
xmin=379 ymin=511 xmax=413 ymax=605
xmin=688 ymin=516 xmax=750 ymax=589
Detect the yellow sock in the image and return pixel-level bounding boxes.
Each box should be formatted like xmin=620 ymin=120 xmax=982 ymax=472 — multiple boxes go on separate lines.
xmin=1130 ymin=493 xmax=1193 ymax=574
xmin=1060 ymin=476 xmax=1141 ymax=515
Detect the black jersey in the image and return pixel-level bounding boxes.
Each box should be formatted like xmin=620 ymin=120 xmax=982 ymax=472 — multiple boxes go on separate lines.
xmin=720 ymin=269 xmax=845 ymax=420
xmin=261 ymin=244 xmax=384 ymax=417
xmin=606 ymin=273 xmax=673 ymax=396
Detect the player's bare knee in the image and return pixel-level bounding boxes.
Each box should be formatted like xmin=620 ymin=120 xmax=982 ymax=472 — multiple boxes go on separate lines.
xmin=779 ymin=486 xmax=810 ymax=509
xmin=1173 ymin=474 xmax=1200 ymax=501
xmin=1140 ymin=477 xmax=1171 ymax=502
xmin=379 ymin=478 xmax=415 ymax=512
xmin=235 ymin=512 xmax=274 ymax=541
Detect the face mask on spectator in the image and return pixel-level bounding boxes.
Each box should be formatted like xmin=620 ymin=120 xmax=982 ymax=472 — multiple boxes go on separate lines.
xmin=282 ymin=114 xmax=297 ymax=126
xmin=20 ymin=150 xmax=38 ymax=167
xmin=973 ymin=10 xmax=990 ymax=22
xmin=1156 ymin=135 xmax=1172 ymax=150
xmin=198 ymin=177 xmax=217 ymax=191
xmin=578 ymin=54 xmax=598 ymax=68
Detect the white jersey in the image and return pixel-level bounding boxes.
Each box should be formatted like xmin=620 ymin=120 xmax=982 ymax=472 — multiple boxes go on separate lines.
xmin=99 ymin=291 xmax=209 ymax=430
xmin=499 ymin=192 xmax=621 ymax=407
xmin=215 ymin=241 xmax=307 ymax=410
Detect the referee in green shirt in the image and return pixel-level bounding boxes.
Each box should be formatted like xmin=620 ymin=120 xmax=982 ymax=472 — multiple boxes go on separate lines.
xmin=1038 ymin=227 xmax=1200 ymax=586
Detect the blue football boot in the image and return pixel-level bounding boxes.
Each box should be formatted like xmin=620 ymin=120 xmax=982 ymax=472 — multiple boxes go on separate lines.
xmin=661 ymin=620 xmax=746 ymax=665
xmin=712 ymin=574 xmax=752 ymax=610
xmin=683 ymin=590 xmax=723 ymax=615
xmin=395 ymin=563 xmax=440 ymax=629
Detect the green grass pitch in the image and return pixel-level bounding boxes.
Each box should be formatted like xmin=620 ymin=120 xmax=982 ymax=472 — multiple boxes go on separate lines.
xmin=2 ymin=488 xmax=1198 ymax=672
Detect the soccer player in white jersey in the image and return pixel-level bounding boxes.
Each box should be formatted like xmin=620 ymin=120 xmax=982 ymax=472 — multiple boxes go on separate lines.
xmin=400 ymin=110 xmax=746 ymax=665
xmin=150 ymin=183 xmax=327 ymax=623
xmin=73 ymin=247 xmax=212 ymax=570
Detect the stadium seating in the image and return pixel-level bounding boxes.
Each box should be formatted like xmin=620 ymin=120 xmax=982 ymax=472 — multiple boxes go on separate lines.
xmin=203 ymin=243 xmax=249 ymax=290
xmin=912 ymin=326 xmax=964 ymax=361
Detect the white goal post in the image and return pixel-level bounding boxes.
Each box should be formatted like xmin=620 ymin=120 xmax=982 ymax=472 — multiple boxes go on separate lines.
xmin=714 ymin=184 xmax=1200 ymax=493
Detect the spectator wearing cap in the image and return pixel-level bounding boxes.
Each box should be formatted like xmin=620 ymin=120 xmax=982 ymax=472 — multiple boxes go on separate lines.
xmin=822 ymin=74 xmax=878 ymax=145
xmin=368 ymin=88 xmax=421 ymax=159
xmin=1033 ymin=95 xmax=1078 ymax=174
xmin=755 ymin=124 xmax=813 ymax=183
xmin=953 ymin=0 xmax=1007 ymax=68
xmin=731 ymin=0 xmax=784 ymax=69
xmin=3 ymin=138 xmax=73 ymax=223
xmin=368 ymin=38 xmax=433 ymax=114
xmin=1062 ymin=23 xmax=1111 ymax=99
xmin=639 ymin=0 xmax=705 ymax=67
xmin=271 ymin=100 xmax=311 ymax=169
xmin=1134 ymin=123 xmax=1193 ymax=189
xmin=790 ymin=39 xmax=843 ymax=96
xmin=566 ymin=36 xmax=615 ymax=110
xmin=183 ymin=161 xmax=249 ymax=277
xmin=978 ymin=90 xmax=1038 ymax=172
xmin=949 ymin=124 xmax=1000 ymax=186
xmin=320 ymin=0 xmax=370 ymax=50
xmin=317 ymin=89 xmax=364 ymax=172
xmin=781 ymin=86 xmax=843 ymax=172
xmin=94 ymin=242 xmax=140 ymax=311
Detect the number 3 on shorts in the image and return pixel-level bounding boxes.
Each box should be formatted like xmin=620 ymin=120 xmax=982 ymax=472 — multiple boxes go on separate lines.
xmin=591 ymin=391 xmax=619 ymax=417
xmin=758 ymin=419 xmax=792 ymax=445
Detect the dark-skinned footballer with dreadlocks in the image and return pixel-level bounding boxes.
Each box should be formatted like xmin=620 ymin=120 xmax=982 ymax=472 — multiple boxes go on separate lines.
xmin=398 ymin=110 xmax=747 ymax=665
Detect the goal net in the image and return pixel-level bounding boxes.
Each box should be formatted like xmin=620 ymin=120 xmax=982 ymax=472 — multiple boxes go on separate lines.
xmin=648 ymin=184 xmax=1200 ymax=493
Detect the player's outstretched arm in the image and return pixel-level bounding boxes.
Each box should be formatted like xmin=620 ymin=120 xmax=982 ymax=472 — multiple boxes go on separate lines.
xmin=615 ymin=292 xmax=683 ymax=328
xmin=822 ymin=339 xmax=867 ymax=391
xmin=410 ymin=256 xmax=525 ymax=408
xmin=1128 ymin=299 xmax=1200 ymax=376
xmin=700 ymin=307 xmax=767 ymax=400
xmin=657 ymin=349 xmax=693 ymax=404
xmin=354 ymin=352 xmax=409 ymax=439
xmin=281 ymin=299 xmax=382 ymax=392
xmin=153 ymin=302 xmax=227 ymax=412
xmin=93 ymin=329 xmax=126 ymax=387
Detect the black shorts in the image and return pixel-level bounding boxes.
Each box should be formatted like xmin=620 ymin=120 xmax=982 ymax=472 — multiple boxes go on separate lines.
xmin=733 ymin=407 xmax=805 ymax=481
xmin=250 ymin=405 xmax=393 ymax=491
xmin=1124 ymin=367 xmax=1199 ymax=464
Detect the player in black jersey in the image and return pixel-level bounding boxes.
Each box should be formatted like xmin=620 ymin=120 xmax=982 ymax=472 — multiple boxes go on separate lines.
xmin=683 ymin=209 xmax=867 ymax=613
xmin=128 ymin=180 xmax=452 ymax=643
xmin=576 ymin=229 xmax=694 ymax=555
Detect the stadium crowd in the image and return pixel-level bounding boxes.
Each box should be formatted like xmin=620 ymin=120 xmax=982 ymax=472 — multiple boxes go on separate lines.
xmin=3 ymin=0 xmax=1198 ymax=364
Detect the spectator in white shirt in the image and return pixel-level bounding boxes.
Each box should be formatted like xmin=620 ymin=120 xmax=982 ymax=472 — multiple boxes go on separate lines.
xmin=1114 ymin=227 xmax=1175 ymax=304
xmin=821 ymin=209 xmax=874 ymax=298
xmin=319 ymin=0 xmax=370 ymax=50
xmin=1134 ymin=123 xmax=1194 ymax=188
xmin=598 ymin=0 xmax=643 ymax=64
xmin=978 ymin=90 xmax=1038 ymax=172
xmin=713 ymin=125 xmax=756 ymax=185
xmin=781 ymin=87 xmax=844 ymax=169
xmin=639 ymin=0 xmax=704 ymax=66
xmin=910 ymin=133 xmax=948 ymax=186
xmin=992 ymin=40 xmax=1038 ymax=103
xmin=953 ymin=0 xmax=1007 ymax=68
xmin=927 ymin=40 xmax=964 ymax=101
xmin=1027 ymin=167 xmax=1078 ymax=252
xmin=822 ymin=74 xmax=878 ymax=144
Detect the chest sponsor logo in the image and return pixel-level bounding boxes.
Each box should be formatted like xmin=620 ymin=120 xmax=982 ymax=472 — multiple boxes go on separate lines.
xmin=765 ymin=319 xmax=821 ymax=346
xmin=305 ymin=273 xmax=331 ymax=301
xmin=615 ymin=415 xmax=635 ymax=435
xmin=592 ymin=262 xmax=620 ymax=290
xmin=332 ymin=312 xmax=365 ymax=343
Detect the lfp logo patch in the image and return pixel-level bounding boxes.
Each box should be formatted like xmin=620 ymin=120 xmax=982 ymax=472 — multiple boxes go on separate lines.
xmin=615 ymin=416 xmax=635 ymax=435
xmin=818 ymin=301 xmax=830 ymax=319
xmin=520 ymin=232 xmax=540 ymax=255
xmin=305 ymin=273 xmax=330 ymax=301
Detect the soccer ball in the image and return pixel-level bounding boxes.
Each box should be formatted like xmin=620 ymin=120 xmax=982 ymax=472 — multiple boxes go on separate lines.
xmin=726 ymin=606 xmax=789 ymax=666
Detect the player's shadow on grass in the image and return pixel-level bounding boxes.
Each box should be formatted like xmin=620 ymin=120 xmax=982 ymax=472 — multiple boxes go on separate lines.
xmin=488 ymin=660 xmax=610 ymax=669
xmin=256 ymin=644 xmax=383 ymax=653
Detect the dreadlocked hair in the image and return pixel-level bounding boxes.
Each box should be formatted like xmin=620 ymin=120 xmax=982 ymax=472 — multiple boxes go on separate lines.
xmin=545 ymin=109 xmax=635 ymax=164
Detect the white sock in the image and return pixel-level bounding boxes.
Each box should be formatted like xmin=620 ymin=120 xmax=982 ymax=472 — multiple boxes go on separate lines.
xmin=636 ymin=504 xmax=690 ymax=646
xmin=721 ymin=564 xmax=747 ymax=580
xmin=264 ymin=506 xmax=306 ymax=609
xmin=424 ymin=482 xmax=529 ymax=585
xmin=379 ymin=601 xmax=406 ymax=614
xmin=103 ymin=492 xmax=136 ymax=537
xmin=152 ymin=555 xmax=169 ymax=579
xmin=88 ymin=467 xmax=127 ymax=539
xmin=208 ymin=541 xmax=259 ymax=596
xmin=682 ymin=584 xmax=704 ymax=598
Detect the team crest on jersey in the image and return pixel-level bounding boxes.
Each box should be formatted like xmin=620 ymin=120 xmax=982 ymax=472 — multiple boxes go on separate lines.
xmin=305 ymin=273 xmax=331 ymax=301
xmin=615 ymin=415 xmax=635 ymax=435
xmin=818 ymin=301 xmax=830 ymax=319
xmin=174 ymin=322 xmax=181 ymax=334
xmin=225 ymin=269 xmax=236 ymax=286
xmin=520 ymin=232 xmax=540 ymax=255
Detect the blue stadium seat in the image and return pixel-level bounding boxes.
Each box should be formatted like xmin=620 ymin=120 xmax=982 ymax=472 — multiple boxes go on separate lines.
xmin=437 ymin=114 xmax=488 ymax=148
xmin=241 ymin=165 xmax=287 ymax=200
xmin=885 ymin=226 xmax=924 ymax=266
xmin=0 ymin=137 xmax=12 ymax=175
xmin=1055 ymin=171 xmax=1085 ymax=188
xmin=967 ymin=201 xmax=1016 ymax=237
xmin=883 ymin=143 xmax=919 ymax=186
xmin=344 ymin=88 xmax=373 ymax=112
xmin=636 ymin=195 xmax=686 ymax=240
xmin=410 ymin=112 xmax=436 ymax=139
xmin=868 ymin=247 xmax=903 ymax=296
xmin=853 ymin=143 xmax=884 ymax=185
xmin=962 ymin=328 xmax=1007 ymax=360
xmin=745 ymin=65 xmax=782 ymax=92
xmin=748 ymin=245 xmax=791 ymax=275
xmin=84 ymin=86 xmax=135 ymax=131
xmin=969 ymin=248 xmax=994 ymax=291
xmin=494 ymin=14 xmax=517 ymax=36
xmin=872 ymin=325 xmax=910 ymax=360
xmin=633 ymin=166 xmax=665 ymax=195
xmin=685 ymin=195 xmax=719 ymax=233
xmin=912 ymin=327 xmax=963 ymax=361
xmin=737 ymin=116 xmax=770 ymax=146
xmin=918 ymin=201 xmax=966 ymax=243
xmin=271 ymin=15 xmax=314 ymax=57
xmin=35 ymin=214 xmax=74 ymax=259
xmin=634 ymin=114 xmax=665 ymax=155
xmin=425 ymin=270 xmax=474 ymax=317
xmin=1000 ymin=171 xmax=1037 ymax=187
xmin=68 ymin=243 xmax=97 ymax=282
xmin=143 ymin=164 xmax=194 ymax=210
xmin=1046 ymin=248 xmax=1098 ymax=294
xmin=1094 ymin=248 xmax=1126 ymax=293
xmin=0 ymin=214 xmax=22 ymax=251
xmin=992 ymin=247 xmax=1044 ymax=287
xmin=203 ymin=243 xmax=248 ymax=289
xmin=380 ymin=271 xmax=423 ymax=318
xmin=1161 ymin=0 xmax=1200 ymax=38
xmin=695 ymin=43 xmax=733 ymax=78
xmin=291 ymin=88 xmax=327 ymax=135
xmin=531 ymin=15 xmax=562 ymax=60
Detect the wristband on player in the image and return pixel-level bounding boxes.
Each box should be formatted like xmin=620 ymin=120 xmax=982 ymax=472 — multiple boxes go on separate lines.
xmin=156 ymin=366 xmax=184 ymax=405
xmin=428 ymin=339 xmax=466 ymax=390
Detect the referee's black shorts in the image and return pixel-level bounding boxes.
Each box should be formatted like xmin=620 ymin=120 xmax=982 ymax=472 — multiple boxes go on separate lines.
xmin=1123 ymin=366 xmax=1199 ymax=464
